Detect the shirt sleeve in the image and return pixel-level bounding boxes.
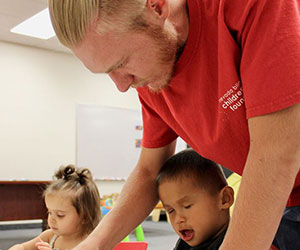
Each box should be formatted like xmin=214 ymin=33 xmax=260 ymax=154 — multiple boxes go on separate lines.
xmin=138 ymin=94 xmax=178 ymax=148
xmin=226 ymin=0 xmax=300 ymax=118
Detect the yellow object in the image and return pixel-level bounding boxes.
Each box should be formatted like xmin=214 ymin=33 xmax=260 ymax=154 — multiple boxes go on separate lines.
xmin=151 ymin=201 xmax=170 ymax=223
xmin=226 ymin=172 xmax=242 ymax=216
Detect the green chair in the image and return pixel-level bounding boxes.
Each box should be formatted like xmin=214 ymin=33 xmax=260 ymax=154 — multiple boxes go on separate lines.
xmin=122 ymin=224 xmax=145 ymax=242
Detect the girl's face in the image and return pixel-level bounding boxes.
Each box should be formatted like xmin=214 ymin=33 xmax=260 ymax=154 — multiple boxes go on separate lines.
xmin=45 ymin=192 xmax=83 ymax=238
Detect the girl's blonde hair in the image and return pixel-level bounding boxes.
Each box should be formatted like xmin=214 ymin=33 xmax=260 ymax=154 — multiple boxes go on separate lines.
xmin=48 ymin=0 xmax=147 ymax=48
xmin=44 ymin=165 xmax=101 ymax=236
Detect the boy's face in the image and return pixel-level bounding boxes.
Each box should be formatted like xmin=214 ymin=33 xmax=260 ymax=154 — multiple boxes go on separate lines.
xmin=158 ymin=177 xmax=227 ymax=246
xmin=45 ymin=192 xmax=83 ymax=237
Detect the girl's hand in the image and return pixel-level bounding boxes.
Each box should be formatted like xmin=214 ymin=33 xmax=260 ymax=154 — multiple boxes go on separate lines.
xmin=35 ymin=238 xmax=51 ymax=250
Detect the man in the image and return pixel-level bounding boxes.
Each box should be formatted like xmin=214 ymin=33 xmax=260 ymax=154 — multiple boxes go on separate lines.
xmin=48 ymin=0 xmax=300 ymax=249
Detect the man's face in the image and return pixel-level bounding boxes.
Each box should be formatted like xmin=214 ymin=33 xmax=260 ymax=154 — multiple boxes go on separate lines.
xmin=73 ymin=24 xmax=181 ymax=93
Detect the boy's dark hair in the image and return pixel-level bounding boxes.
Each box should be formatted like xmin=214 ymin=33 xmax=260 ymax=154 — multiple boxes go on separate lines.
xmin=156 ymin=149 xmax=227 ymax=195
xmin=44 ymin=165 xmax=101 ymax=236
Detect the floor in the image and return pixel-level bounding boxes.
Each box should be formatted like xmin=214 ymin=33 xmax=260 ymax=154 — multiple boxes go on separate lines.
xmin=0 ymin=218 xmax=178 ymax=250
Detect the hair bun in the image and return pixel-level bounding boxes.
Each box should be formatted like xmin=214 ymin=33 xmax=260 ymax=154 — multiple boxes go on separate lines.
xmin=54 ymin=165 xmax=93 ymax=186
xmin=63 ymin=165 xmax=76 ymax=180
xmin=76 ymin=168 xmax=92 ymax=185
xmin=54 ymin=164 xmax=76 ymax=180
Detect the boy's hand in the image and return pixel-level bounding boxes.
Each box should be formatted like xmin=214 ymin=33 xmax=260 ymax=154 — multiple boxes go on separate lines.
xmin=35 ymin=238 xmax=51 ymax=250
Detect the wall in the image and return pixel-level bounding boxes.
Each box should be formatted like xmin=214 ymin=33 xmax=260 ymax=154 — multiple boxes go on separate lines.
xmin=0 ymin=41 xmax=141 ymax=195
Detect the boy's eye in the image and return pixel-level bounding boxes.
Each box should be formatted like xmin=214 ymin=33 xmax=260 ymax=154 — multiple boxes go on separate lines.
xmin=57 ymin=214 xmax=65 ymax=218
xmin=184 ymin=204 xmax=192 ymax=209
xmin=167 ymin=209 xmax=174 ymax=214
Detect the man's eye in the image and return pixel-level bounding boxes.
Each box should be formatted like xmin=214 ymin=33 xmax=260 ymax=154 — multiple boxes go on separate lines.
xmin=118 ymin=59 xmax=127 ymax=68
xmin=184 ymin=205 xmax=192 ymax=209
xmin=57 ymin=214 xmax=65 ymax=218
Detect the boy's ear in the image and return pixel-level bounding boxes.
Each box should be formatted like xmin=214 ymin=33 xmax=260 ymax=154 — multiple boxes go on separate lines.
xmin=146 ymin=0 xmax=169 ymax=21
xmin=219 ymin=186 xmax=234 ymax=209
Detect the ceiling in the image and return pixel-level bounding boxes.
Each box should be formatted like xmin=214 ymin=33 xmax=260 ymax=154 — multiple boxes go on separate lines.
xmin=0 ymin=0 xmax=70 ymax=53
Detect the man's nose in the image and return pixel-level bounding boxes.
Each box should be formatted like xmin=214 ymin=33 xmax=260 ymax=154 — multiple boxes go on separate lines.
xmin=108 ymin=71 xmax=134 ymax=92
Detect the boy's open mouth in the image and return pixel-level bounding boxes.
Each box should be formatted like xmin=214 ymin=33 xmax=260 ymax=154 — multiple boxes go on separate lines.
xmin=179 ymin=229 xmax=194 ymax=241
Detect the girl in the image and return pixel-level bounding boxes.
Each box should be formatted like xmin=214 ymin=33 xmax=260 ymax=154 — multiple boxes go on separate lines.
xmin=9 ymin=165 xmax=101 ymax=250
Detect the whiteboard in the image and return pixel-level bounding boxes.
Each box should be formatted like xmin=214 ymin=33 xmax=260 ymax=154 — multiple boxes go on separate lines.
xmin=76 ymin=104 xmax=187 ymax=180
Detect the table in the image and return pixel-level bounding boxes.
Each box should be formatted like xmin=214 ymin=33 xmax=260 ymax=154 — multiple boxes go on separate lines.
xmin=0 ymin=181 xmax=50 ymax=230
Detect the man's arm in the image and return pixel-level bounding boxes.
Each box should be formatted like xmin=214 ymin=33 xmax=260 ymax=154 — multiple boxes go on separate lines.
xmin=220 ymin=103 xmax=300 ymax=250
xmin=72 ymin=140 xmax=176 ymax=250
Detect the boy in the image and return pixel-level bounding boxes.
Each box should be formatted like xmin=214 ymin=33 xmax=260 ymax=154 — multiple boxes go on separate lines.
xmin=156 ymin=149 xmax=234 ymax=250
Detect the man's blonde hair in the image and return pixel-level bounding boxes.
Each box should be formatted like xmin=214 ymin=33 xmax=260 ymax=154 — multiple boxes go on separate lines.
xmin=48 ymin=0 xmax=147 ymax=48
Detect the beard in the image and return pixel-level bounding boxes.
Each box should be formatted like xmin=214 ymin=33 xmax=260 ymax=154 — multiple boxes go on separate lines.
xmin=142 ymin=23 xmax=185 ymax=93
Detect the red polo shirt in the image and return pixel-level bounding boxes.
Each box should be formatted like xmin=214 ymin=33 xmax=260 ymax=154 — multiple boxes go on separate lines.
xmin=137 ymin=0 xmax=300 ymax=206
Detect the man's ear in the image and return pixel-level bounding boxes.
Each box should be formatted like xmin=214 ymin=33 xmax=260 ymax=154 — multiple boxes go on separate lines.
xmin=219 ymin=186 xmax=234 ymax=209
xmin=146 ymin=0 xmax=169 ymax=21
